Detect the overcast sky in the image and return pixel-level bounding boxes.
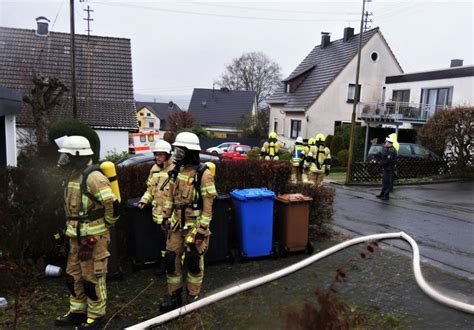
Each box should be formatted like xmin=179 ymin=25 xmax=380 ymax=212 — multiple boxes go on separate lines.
xmin=1 ymin=0 xmax=473 ymax=108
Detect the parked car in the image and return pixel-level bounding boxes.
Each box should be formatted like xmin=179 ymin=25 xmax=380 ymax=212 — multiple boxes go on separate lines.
xmin=116 ymin=152 xmax=219 ymax=167
xmin=222 ymin=144 xmax=251 ymax=161
xmin=206 ymin=142 xmax=239 ymax=154
xmin=367 ymin=143 xmax=441 ymax=162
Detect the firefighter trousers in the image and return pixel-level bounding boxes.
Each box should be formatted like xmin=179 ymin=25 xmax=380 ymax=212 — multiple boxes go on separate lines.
xmin=165 ymin=229 xmax=209 ymax=296
xmin=66 ymin=232 xmax=110 ymax=319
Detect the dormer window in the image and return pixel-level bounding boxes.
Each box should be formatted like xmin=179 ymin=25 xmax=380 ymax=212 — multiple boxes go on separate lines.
xmin=285 ymin=83 xmax=291 ymax=94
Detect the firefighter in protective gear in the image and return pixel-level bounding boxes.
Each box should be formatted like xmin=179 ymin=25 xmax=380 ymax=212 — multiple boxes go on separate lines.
xmin=159 ymin=132 xmax=217 ymax=312
xmin=137 ymin=139 xmax=174 ymax=275
xmin=55 ymin=136 xmax=119 ymax=329
xmin=308 ymin=133 xmax=332 ymax=187
xmin=289 ymin=136 xmax=305 ymax=183
xmin=302 ymin=138 xmax=316 ymax=183
xmin=260 ymin=132 xmax=281 ymax=160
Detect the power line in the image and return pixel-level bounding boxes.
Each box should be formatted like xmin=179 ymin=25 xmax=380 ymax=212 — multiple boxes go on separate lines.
xmin=181 ymin=2 xmax=360 ymax=16
xmin=90 ymin=1 xmax=360 ymax=23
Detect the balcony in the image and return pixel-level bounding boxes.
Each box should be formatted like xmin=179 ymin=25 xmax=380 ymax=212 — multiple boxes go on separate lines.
xmin=357 ymin=101 xmax=448 ymax=124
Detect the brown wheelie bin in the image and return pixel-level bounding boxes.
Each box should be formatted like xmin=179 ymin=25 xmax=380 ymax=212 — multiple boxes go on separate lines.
xmin=275 ymin=193 xmax=313 ymax=256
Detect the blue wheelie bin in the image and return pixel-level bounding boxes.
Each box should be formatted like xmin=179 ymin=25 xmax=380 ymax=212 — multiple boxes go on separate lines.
xmin=230 ymin=188 xmax=275 ymax=258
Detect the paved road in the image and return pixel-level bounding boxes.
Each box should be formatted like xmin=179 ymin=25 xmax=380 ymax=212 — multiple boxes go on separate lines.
xmin=332 ymin=181 xmax=474 ymax=278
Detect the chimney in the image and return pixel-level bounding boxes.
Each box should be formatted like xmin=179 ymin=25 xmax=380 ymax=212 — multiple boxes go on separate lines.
xmin=450 ymin=59 xmax=463 ymax=68
xmin=343 ymin=27 xmax=354 ymax=42
xmin=35 ymin=16 xmax=50 ymax=37
xmin=321 ymin=32 xmax=331 ymax=48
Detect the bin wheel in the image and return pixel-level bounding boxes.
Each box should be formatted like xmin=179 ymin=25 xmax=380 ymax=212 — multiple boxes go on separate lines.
xmin=280 ymin=246 xmax=289 ymax=258
xmin=229 ymin=248 xmax=241 ymax=264
xmin=305 ymin=241 xmax=314 ymax=255
xmin=271 ymin=243 xmax=280 ymax=259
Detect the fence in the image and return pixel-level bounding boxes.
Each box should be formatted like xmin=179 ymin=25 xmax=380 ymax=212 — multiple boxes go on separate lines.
xmin=350 ymin=157 xmax=462 ymax=183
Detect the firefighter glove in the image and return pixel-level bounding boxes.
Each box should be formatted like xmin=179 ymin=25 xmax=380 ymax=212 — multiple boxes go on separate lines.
xmin=161 ymin=218 xmax=170 ymax=231
xmin=78 ymin=236 xmax=97 ymax=261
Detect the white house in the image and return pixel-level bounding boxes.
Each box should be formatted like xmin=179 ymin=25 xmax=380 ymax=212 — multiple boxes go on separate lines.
xmin=0 ymin=86 xmax=22 ymax=167
xmin=0 ymin=19 xmax=137 ymax=161
xmin=267 ymin=27 xmax=403 ymax=145
xmin=135 ymin=101 xmax=181 ymax=135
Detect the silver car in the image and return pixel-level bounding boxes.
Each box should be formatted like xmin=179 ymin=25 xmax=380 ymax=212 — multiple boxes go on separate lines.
xmin=206 ymin=142 xmax=239 ymax=154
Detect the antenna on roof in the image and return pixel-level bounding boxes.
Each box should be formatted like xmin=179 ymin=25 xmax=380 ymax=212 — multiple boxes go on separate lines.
xmin=83 ymin=5 xmax=94 ymax=39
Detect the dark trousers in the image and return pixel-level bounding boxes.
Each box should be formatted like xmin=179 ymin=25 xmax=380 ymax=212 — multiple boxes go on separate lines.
xmin=381 ymin=169 xmax=394 ymax=197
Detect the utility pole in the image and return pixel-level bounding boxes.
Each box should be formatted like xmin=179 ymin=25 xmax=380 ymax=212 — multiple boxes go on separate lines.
xmin=70 ymin=0 xmax=77 ymax=118
xmin=346 ymin=0 xmax=369 ymax=184
xmin=364 ymin=11 xmax=373 ymax=31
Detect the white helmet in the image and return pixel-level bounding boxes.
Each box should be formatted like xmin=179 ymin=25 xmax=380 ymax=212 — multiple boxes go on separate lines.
xmin=152 ymin=140 xmax=172 ymax=154
xmin=58 ymin=135 xmax=93 ymax=156
xmin=296 ymin=136 xmax=303 ymax=144
xmin=172 ymin=132 xmax=201 ymax=151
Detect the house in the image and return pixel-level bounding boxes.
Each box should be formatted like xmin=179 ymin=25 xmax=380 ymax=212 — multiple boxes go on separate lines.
xmin=359 ymin=60 xmax=474 ymax=123
xmin=135 ymin=101 xmax=181 ymax=134
xmin=0 ymin=18 xmax=137 ymax=160
xmin=267 ymin=27 xmax=403 ymax=145
xmin=188 ymin=87 xmax=257 ymax=138
xmin=0 ymin=86 xmax=22 ymax=167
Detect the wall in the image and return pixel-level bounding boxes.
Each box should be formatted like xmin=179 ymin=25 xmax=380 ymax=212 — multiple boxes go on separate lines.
xmin=384 ymin=75 xmax=474 ymax=106
xmin=95 ymin=129 xmax=129 ymax=159
xmin=305 ymin=32 xmax=403 ymax=138
xmin=137 ymin=107 xmax=161 ymax=132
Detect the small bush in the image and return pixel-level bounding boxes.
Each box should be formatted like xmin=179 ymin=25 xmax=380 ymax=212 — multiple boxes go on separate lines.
xmin=48 ymin=119 xmax=101 ymax=163
xmin=279 ymin=152 xmax=292 ymax=161
xmin=103 ymin=150 xmax=129 ymax=163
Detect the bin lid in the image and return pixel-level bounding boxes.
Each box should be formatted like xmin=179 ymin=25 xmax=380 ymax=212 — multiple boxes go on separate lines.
xmin=276 ymin=193 xmax=312 ymax=204
xmin=230 ymin=188 xmax=275 ymax=201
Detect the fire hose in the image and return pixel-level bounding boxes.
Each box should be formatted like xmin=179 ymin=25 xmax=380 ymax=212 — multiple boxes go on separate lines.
xmin=127 ymin=232 xmax=474 ymax=329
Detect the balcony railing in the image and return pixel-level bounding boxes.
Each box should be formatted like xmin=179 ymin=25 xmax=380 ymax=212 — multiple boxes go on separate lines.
xmin=357 ymin=101 xmax=448 ymax=123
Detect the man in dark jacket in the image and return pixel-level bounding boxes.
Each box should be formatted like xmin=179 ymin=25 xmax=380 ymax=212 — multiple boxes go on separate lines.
xmin=376 ymin=136 xmax=397 ymax=200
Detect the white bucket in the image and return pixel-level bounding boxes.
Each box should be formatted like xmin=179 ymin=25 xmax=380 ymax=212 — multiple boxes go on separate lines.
xmin=45 ymin=264 xmax=62 ymax=277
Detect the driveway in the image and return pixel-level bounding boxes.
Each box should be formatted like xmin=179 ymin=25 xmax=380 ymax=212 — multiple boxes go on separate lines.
xmin=332 ymin=181 xmax=474 ymax=278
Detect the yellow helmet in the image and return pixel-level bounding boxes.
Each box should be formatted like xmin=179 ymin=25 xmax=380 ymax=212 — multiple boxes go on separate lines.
xmin=315 ymin=133 xmax=326 ymax=142
xmin=268 ymin=132 xmax=277 ymax=139
xmin=308 ymin=138 xmax=316 ymax=146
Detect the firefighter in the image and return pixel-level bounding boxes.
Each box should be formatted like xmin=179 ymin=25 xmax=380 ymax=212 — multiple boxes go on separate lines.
xmin=260 ymin=132 xmax=281 ymax=160
xmin=159 ymin=132 xmax=217 ymax=312
xmin=55 ymin=136 xmax=120 ymax=329
xmin=376 ymin=136 xmax=397 ymax=200
xmin=388 ymin=133 xmax=399 ymax=191
xmin=308 ymin=134 xmax=332 ymax=187
xmin=289 ymin=136 xmax=305 ymax=183
xmin=302 ymin=138 xmax=316 ymax=183
xmin=137 ymin=139 xmax=174 ymax=275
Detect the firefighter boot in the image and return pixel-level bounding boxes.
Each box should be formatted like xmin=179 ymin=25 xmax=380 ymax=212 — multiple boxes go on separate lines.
xmin=186 ymin=289 xmax=199 ymax=304
xmin=78 ymin=317 xmax=105 ymax=329
xmin=54 ymin=312 xmax=87 ymax=327
xmin=159 ymin=288 xmax=183 ymax=312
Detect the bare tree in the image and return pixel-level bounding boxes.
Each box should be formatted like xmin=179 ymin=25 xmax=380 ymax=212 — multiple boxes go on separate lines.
xmin=238 ymin=107 xmax=270 ymax=138
xmin=216 ymin=52 xmax=282 ymax=106
xmin=23 ymin=74 xmax=69 ymax=147
xmin=167 ymin=110 xmax=195 ymax=133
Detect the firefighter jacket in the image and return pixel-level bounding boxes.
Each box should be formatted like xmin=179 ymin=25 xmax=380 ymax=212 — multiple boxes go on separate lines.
xmin=64 ymin=170 xmax=118 ymax=238
xmin=163 ymin=164 xmax=217 ymax=231
xmin=261 ymin=140 xmax=281 ymax=159
xmin=308 ymin=145 xmax=332 ymax=173
xmin=139 ymin=160 xmax=174 ymax=224
xmin=289 ymin=144 xmax=305 ymax=167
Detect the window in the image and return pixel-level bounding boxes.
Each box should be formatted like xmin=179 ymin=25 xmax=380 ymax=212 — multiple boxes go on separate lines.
xmin=138 ymin=121 xmax=141 ymax=127
xmin=148 ymin=134 xmax=155 ymax=142
xmin=139 ymin=113 xmax=144 ymax=116
xmin=370 ymin=52 xmax=379 ymax=62
xmin=146 ymin=113 xmax=151 ymax=117
xmin=412 ymin=144 xmax=429 ymax=157
xmin=273 ymin=118 xmax=278 ymax=133
xmin=392 ymin=89 xmax=410 ymax=103
xmin=285 ymin=83 xmax=291 ymax=93
xmin=140 ymin=135 xmax=146 ymax=143
xmin=148 ymin=122 xmax=154 ymax=128
xmin=347 ymin=84 xmax=361 ymax=103
xmin=421 ymin=87 xmax=453 ymax=110
xmin=290 ymin=120 xmax=301 ymax=138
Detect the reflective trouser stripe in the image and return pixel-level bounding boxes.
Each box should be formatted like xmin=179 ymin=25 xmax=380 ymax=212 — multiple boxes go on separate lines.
xmin=187 ymin=273 xmax=203 ymax=284
xmin=167 ymin=275 xmax=181 ymax=284
xmin=152 ymin=211 xmax=163 ymax=224
xmin=88 ymin=277 xmax=106 ymax=315
xmin=70 ymin=298 xmax=87 ymax=313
